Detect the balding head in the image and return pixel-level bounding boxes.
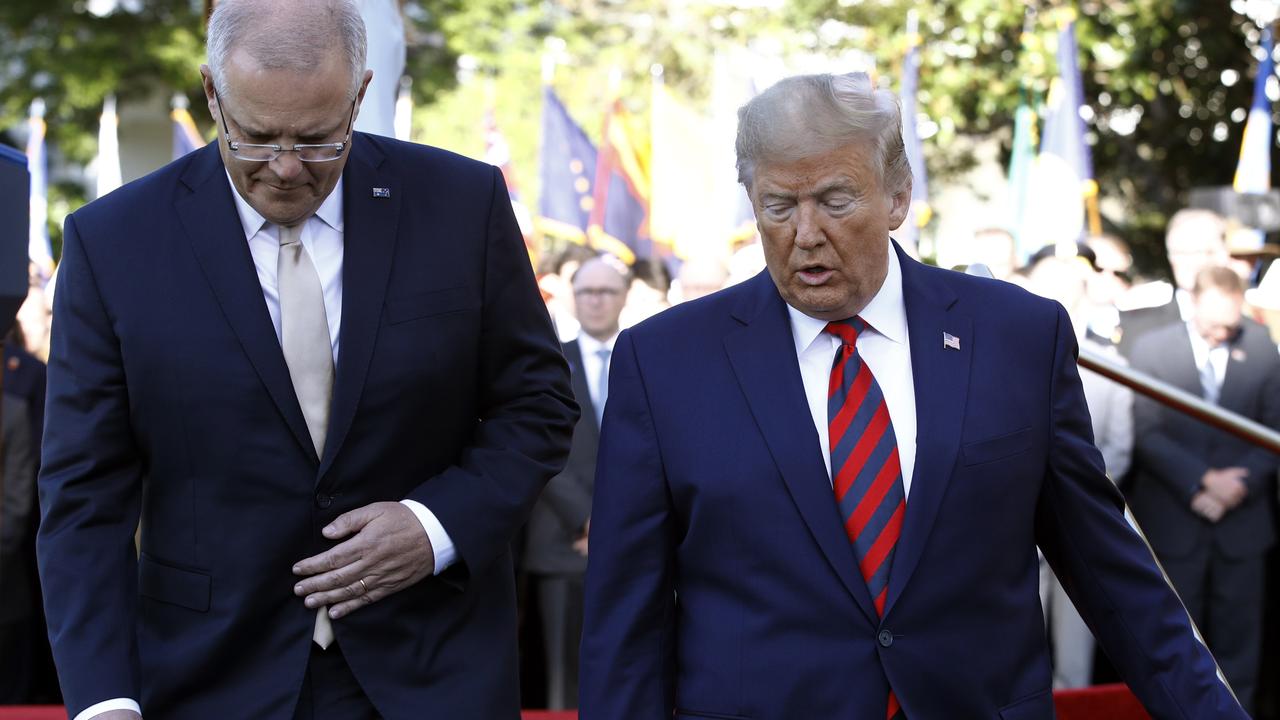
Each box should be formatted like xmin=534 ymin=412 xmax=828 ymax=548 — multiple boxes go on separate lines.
xmin=207 ymin=0 xmax=368 ymax=102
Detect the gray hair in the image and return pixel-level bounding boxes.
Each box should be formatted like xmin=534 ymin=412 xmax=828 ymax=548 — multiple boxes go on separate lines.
xmin=735 ymin=72 xmax=911 ymax=196
xmin=207 ymin=0 xmax=368 ymax=101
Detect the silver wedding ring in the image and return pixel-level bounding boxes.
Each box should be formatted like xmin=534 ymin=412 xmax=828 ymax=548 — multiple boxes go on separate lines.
xmin=359 ymin=578 xmax=368 ymax=595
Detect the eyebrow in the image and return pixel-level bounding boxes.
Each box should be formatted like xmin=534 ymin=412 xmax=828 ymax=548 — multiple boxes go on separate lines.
xmin=229 ymin=111 xmax=345 ymax=142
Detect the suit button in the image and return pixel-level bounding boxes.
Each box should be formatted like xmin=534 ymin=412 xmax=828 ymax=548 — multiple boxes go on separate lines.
xmin=315 ymin=493 xmax=332 ymax=509
xmin=878 ymin=630 xmax=894 ymax=648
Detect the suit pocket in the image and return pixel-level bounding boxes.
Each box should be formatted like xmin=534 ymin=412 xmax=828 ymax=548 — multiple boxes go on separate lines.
xmin=138 ymin=554 xmax=211 ymax=612
xmin=384 ymin=286 xmax=478 ymax=325
xmin=962 ymin=427 xmax=1032 ymax=467
xmin=998 ymin=689 xmax=1054 ymax=720
xmin=675 ymin=711 xmax=752 ymax=720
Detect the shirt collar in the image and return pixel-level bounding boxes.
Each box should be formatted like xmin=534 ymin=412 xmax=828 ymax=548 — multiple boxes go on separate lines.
xmin=578 ymin=331 xmax=619 ymax=357
xmin=225 ymin=171 xmax=345 ymax=239
xmin=787 ymin=242 xmax=908 ymax=354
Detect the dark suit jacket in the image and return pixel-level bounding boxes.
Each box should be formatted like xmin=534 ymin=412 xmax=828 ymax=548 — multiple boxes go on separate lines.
xmin=581 ymin=242 xmax=1243 ymax=720
xmin=1127 ymin=319 xmax=1280 ymax=559
xmin=0 ymin=394 xmax=35 ymax=624
xmin=37 ymin=135 xmax=577 ymax=720
xmin=1118 ymin=294 xmax=1180 ymax=358
xmin=524 ymin=339 xmax=596 ymax=576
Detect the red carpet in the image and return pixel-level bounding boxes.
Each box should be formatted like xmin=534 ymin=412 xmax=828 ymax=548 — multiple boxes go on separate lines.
xmin=0 ymin=686 xmax=1151 ymax=720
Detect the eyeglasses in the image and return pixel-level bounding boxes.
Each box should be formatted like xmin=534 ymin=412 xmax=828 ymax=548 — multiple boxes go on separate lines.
xmin=215 ymin=90 xmax=355 ymax=163
xmin=574 ymin=287 xmax=624 ymax=299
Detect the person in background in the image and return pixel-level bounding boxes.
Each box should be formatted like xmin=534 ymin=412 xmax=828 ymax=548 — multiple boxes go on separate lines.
xmin=621 ymin=256 xmax=671 ymax=328
xmin=672 ymin=256 xmax=729 ymax=304
xmin=524 ymin=255 xmax=628 ymax=710
xmin=968 ymin=226 xmax=1018 ymax=281
xmin=1119 ymin=209 xmax=1229 ymax=356
xmin=1084 ymin=234 xmax=1134 ymax=346
xmin=1026 ymin=254 xmax=1134 ymax=689
xmin=1126 ymin=266 xmax=1280 ymax=715
xmin=36 ymin=1 xmax=577 ymax=718
xmin=538 ymin=244 xmax=597 ymax=343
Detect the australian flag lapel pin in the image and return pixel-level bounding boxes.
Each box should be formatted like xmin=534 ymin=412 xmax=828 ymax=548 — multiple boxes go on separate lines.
xmin=372 ymin=187 xmax=391 ymax=199
xmin=943 ymin=332 xmax=960 ymax=351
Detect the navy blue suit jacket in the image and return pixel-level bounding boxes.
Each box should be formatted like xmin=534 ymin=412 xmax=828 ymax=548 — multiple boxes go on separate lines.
xmin=581 ymin=243 xmax=1243 ymax=720
xmin=38 ymin=135 xmax=577 ymax=719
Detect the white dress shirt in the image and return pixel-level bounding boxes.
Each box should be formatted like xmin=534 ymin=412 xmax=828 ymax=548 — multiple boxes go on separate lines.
xmin=1186 ymin=322 xmax=1230 ymax=394
xmin=577 ymin=331 xmax=618 ymax=416
xmin=74 ymin=176 xmax=456 ymax=720
xmin=788 ymin=246 xmax=918 ymax=497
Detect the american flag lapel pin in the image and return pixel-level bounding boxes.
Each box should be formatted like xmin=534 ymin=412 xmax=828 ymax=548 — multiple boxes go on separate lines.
xmin=372 ymin=187 xmax=391 ymax=198
xmin=943 ymin=332 xmax=960 ymax=351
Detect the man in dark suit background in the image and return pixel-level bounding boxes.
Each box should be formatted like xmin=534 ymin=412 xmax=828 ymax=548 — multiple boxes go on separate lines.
xmin=36 ymin=1 xmax=577 ymax=719
xmin=1118 ymin=208 xmax=1229 ymax=356
xmin=523 ymin=254 xmax=628 ymax=710
xmin=581 ymin=72 xmax=1245 ymax=719
xmin=1127 ymin=266 xmax=1280 ymax=714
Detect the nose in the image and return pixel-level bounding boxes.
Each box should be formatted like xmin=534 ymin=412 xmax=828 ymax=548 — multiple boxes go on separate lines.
xmin=794 ymin=202 xmax=825 ymax=249
xmin=269 ymin=152 xmax=305 ymax=182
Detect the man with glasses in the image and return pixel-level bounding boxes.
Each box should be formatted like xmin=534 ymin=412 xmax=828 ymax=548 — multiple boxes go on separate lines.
xmin=37 ymin=1 xmax=577 ymax=719
xmin=522 ymin=254 xmax=628 ymax=710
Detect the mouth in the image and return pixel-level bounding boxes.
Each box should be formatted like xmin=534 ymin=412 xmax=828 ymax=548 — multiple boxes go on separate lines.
xmin=797 ymin=265 xmax=834 ymax=285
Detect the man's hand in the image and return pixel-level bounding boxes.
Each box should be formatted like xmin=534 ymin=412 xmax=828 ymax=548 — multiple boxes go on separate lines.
xmin=1191 ymin=491 xmax=1227 ymax=523
xmin=1202 ymin=467 xmax=1249 ymax=510
xmin=293 ymin=502 xmax=434 ymax=620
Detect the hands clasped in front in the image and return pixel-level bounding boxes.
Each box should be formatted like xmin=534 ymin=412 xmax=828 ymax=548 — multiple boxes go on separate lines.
xmin=293 ymin=501 xmax=434 ymax=620
xmin=1191 ymin=467 xmax=1249 ymax=523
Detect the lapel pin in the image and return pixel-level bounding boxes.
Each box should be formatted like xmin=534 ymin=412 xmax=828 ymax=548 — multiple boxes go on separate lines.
xmin=943 ymin=332 xmax=960 ymax=351
xmin=1232 ymin=348 xmax=1247 ymax=363
xmin=372 ymin=187 xmax=391 ymax=198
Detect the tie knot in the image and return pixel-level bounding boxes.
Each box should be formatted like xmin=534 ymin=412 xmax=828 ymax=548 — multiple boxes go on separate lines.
xmin=278 ymin=223 xmax=302 ymax=247
xmin=597 ymin=347 xmax=611 ymax=360
xmin=824 ymin=317 xmax=867 ymax=346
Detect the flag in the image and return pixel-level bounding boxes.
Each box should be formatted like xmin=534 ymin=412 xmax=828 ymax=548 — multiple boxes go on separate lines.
xmin=95 ymin=94 xmax=122 ymax=199
xmin=1233 ymin=25 xmax=1274 ymax=251
xmin=27 ymin=99 xmax=52 ymax=279
xmin=588 ymin=98 xmax=649 ymax=265
xmin=537 ymin=86 xmax=598 ymax=244
xmin=1008 ymin=103 xmax=1038 ymax=262
xmin=898 ymin=9 xmax=930 ymax=257
xmin=171 ymin=94 xmax=205 ymax=160
xmin=1028 ymin=9 xmax=1098 ymax=250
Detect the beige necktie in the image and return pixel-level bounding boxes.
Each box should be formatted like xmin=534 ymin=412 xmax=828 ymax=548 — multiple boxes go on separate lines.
xmin=277 ymin=222 xmax=337 ymax=649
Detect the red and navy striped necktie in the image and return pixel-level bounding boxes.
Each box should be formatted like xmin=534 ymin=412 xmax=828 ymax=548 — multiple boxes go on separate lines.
xmin=825 ymin=317 xmax=907 ymax=720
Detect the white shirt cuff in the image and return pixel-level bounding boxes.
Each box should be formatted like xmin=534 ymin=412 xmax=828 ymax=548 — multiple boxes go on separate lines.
xmin=76 ymin=698 xmax=141 ymax=720
xmin=400 ymin=499 xmax=457 ymax=574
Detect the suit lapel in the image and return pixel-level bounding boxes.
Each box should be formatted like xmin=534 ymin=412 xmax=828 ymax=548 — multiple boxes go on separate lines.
xmin=565 ymin=340 xmax=601 ymax=440
xmin=885 ymin=244 xmax=971 ymax=616
xmin=318 ymin=135 xmax=401 ymax=480
xmin=176 ymin=144 xmax=317 ymax=462
xmin=723 ymin=273 xmax=879 ymax=625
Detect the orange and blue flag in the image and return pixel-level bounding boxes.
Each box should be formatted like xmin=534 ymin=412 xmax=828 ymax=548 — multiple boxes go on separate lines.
xmin=588 ymin=99 xmax=649 ymax=265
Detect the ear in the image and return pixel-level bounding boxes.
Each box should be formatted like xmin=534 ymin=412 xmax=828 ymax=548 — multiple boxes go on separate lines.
xmin=199 ymin=64 xmax=219 ymax=120
xmin=886 ymin=179 xmax=912 ymax=231
xmin=351 ymin=69 xmax=375 ymax=123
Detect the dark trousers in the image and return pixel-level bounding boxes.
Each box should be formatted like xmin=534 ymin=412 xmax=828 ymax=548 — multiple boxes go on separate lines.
xmin=534 ymin=573 xmax=584 ymax=710
xmin=1162 ymin=548 xmax=1266 ymax=715
xmin=293 ymin=642 xmax=380 ymax=720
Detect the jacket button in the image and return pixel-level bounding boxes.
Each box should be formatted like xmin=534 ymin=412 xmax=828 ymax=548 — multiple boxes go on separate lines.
xmin=878 ymin=630 xmax=894 ymax=648
xmin=315 ymin=493 xmax=332 ymax=509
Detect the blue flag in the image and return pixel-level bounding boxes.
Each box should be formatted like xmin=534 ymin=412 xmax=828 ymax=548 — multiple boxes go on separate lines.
xmin=537 ymin=87 xmax=597 ymax=243
xmin=1035 ymin=11 xmax=1097 ymax=245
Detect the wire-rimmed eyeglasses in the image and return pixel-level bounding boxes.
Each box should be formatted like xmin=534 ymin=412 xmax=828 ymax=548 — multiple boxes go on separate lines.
xmin=214 ymin=90 xmax=356 ymax=163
